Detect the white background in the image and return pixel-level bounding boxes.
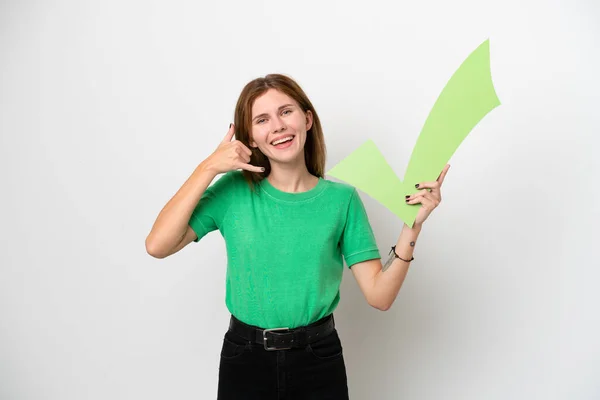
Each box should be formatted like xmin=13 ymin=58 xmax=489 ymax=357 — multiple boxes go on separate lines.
xmin=1 ymin=0 xmax=598 ymax=399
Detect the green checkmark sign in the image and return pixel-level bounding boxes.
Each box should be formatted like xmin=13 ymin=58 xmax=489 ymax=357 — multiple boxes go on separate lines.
xmin=327 ymin=39 xmax=501 ymax=227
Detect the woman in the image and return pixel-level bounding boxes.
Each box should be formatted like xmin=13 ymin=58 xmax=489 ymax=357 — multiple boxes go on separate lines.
xmin=145 ymin=74 xmax=449 ymax=399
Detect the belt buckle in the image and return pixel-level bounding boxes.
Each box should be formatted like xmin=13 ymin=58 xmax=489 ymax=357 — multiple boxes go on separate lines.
xmin=263 ymin=327 xmax=291 ymax=351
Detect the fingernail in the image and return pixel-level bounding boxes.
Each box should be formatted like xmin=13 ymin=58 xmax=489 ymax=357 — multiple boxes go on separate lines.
xmin=405 ymin=195 xmax=410 ymax=199
xmin=405 ymin=198 xmax=409 ymax=202
xmin=415 ymin=184 xmax=419 ymax=188
xmin=261 ymin=167 xmax=265 ymax=172
xmin=229 ymin=123 xmax=232 ymax=128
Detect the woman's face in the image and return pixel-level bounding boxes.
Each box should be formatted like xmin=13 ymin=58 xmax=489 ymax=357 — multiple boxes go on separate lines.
xmin=249 ymin=88 xmax=313 ymax=166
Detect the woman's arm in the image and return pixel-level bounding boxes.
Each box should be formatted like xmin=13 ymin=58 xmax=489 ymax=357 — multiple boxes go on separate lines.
xmin=145 ymin=124 xmax=263 ymax=258
xmin=145 ymin=160 xmax=218 ymax=258
xmin=351 ymin=223 xmax=420 ymax=310
xmin=351 ymin=164 xmax=450 ymax=310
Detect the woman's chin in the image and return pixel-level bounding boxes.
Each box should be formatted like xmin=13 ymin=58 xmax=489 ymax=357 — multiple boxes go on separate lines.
xmin=267 ymin=152 xmax=305 ymax=166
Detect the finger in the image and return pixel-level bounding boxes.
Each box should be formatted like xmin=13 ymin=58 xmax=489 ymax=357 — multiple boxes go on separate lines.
xmin=437 ymin=164 xmax=451 ymax=185
xmin=238 ymin=163 xmax=265 ymax=173
xmin=414 ymin=181 xmax=440 ymax=192
xmin=415 ymin=165 xmax=451 ymax=192
xmin=237 ymin=141 xmax=253 ymax=157
xmin=406 ymin=189 xmax=436 ymax=204
xmin=223 ymin=123 xmax=235 ymax=143
xmin=406 ymin=189 xmax=429 ymax=200
xmin=406 ymin=195 xmax=427 ymax=205
xmin=235 ymin=148 xmax=251 ymax=163
xmin=406 ymin=195 xmax=435 ymax=210
xmin=414 ymin=188 xmax=439 ymax=200
xmin=234 ymin=147 xmax=250 ymax=162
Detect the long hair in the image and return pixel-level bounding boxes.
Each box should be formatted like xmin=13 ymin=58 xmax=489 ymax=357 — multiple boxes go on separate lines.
xmin=233 ymin=74 xmax=326 ymax=191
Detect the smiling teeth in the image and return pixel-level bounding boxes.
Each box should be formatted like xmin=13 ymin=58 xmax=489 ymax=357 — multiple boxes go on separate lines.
xmin=272 ymin=136 xmax=293 ymax=145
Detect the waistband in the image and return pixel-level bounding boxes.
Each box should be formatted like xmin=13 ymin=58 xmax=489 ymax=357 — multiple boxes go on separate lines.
xmin=228 ymin=314 xmax=336 ymax=351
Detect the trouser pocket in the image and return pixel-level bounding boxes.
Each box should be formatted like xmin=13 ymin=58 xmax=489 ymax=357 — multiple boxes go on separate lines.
xmin=220 ymin=330 xmax=252 ymax=360
xmin=305 ymin=329 xmax=343 ymax=360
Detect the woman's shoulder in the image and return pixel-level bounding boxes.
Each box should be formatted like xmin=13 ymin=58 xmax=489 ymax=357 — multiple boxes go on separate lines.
xmin=207 ymin=170 xmax=248 ymax=194
xmin=322 ymin=177 xmax=357 ymax=198
xmin=221 ymin=170 xmax=246 ymax=183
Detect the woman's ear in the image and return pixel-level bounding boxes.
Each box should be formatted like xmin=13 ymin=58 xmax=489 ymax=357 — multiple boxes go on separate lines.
xmin=305 ymin=110 xmax=313 ymax=131
xmin=248 ymin=132 xmax=257 ymax=148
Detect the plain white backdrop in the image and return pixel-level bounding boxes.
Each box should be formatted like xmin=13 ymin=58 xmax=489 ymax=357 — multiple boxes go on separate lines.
xmin=1 ymin=0 xmax=599 ymax=399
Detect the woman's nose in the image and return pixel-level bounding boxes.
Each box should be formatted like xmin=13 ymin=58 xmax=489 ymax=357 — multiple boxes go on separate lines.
xmin=272 ymin=116 xmax=286 ymax=132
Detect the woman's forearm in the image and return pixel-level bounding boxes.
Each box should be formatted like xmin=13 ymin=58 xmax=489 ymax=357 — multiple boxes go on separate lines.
xmin=145 ymin=160 xmax=218 ymax=257
xmin=372 ymin=223 xmax=422 ymax=310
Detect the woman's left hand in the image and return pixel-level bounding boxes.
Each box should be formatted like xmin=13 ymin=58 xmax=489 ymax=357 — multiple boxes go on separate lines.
xmin=406 ymin=164 xmax=451 ymax=227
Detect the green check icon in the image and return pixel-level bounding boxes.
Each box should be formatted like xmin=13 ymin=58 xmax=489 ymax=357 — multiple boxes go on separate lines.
xmin=327 ymin=39 xmax=501 ymax=227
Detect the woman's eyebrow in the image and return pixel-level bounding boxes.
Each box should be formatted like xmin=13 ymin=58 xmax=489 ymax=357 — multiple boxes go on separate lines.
xmin=252 ymin=104 xmax=295 ymax=121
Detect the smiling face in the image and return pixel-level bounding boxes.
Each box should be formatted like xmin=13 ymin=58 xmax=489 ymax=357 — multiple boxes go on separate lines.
xmin=249 ymin=88 xmax=313 ymax=167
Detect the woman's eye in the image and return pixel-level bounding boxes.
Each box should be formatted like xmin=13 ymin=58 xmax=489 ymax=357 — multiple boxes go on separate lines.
xmin=256 ymin=119 xmax=266 ymax=124
xmin=282 ymin=109 xmax=292 ymax=115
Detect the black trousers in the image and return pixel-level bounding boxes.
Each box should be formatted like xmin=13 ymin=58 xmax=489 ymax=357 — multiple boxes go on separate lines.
xmin=217 ymin=315 xmax=349 ymax=399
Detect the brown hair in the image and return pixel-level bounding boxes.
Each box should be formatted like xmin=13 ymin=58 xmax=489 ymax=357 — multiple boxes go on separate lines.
xmin=233 ymin=74 xmax=326 ymax=191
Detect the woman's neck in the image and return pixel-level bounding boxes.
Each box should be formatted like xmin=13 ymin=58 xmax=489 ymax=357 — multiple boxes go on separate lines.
xmin=266 ymin=163 xmax=319 ymax=193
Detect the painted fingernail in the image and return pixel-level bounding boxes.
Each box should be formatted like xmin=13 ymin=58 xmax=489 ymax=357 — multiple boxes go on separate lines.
xmin=415 ymin=184 xmax=420 ymax=188
xmin=405 ymin=195 xmax=410 ymax=199
xmin=261 ymin=167 xmax=265 ymax=172
xmin=229 ymin=123 xmax=232 ymax=128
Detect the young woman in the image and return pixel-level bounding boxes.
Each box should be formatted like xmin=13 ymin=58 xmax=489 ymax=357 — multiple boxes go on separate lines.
xmin=146 ymin=74 xmax=449 ymax=399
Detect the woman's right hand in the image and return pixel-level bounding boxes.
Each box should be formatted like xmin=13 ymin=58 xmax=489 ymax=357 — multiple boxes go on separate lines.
xmin=204 ymin=124 xmax=264 ymax=174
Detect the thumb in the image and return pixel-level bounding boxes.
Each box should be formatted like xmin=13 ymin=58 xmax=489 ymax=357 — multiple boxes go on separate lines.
xmin=222 ymin=123 xmax=235 ymax=143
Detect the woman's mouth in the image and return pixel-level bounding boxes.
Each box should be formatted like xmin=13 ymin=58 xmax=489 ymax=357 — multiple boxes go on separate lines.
xmin=271 ymin=135 xmax=295 ymax=149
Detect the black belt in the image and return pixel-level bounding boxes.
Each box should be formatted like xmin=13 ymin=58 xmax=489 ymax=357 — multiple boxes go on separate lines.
xmin=228 ymin=313 xmax=336 ymax=351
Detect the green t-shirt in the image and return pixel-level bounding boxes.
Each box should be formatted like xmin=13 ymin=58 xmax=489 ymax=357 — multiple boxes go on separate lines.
xmin=188 ymin=170 xmax=380 ymax=329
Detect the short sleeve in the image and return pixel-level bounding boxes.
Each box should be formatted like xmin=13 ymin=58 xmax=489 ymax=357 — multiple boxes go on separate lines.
xmin=340 ymin=189 xmax=381 ymax=268
xmin=188 ymin=172 xmax=235 ymax=242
